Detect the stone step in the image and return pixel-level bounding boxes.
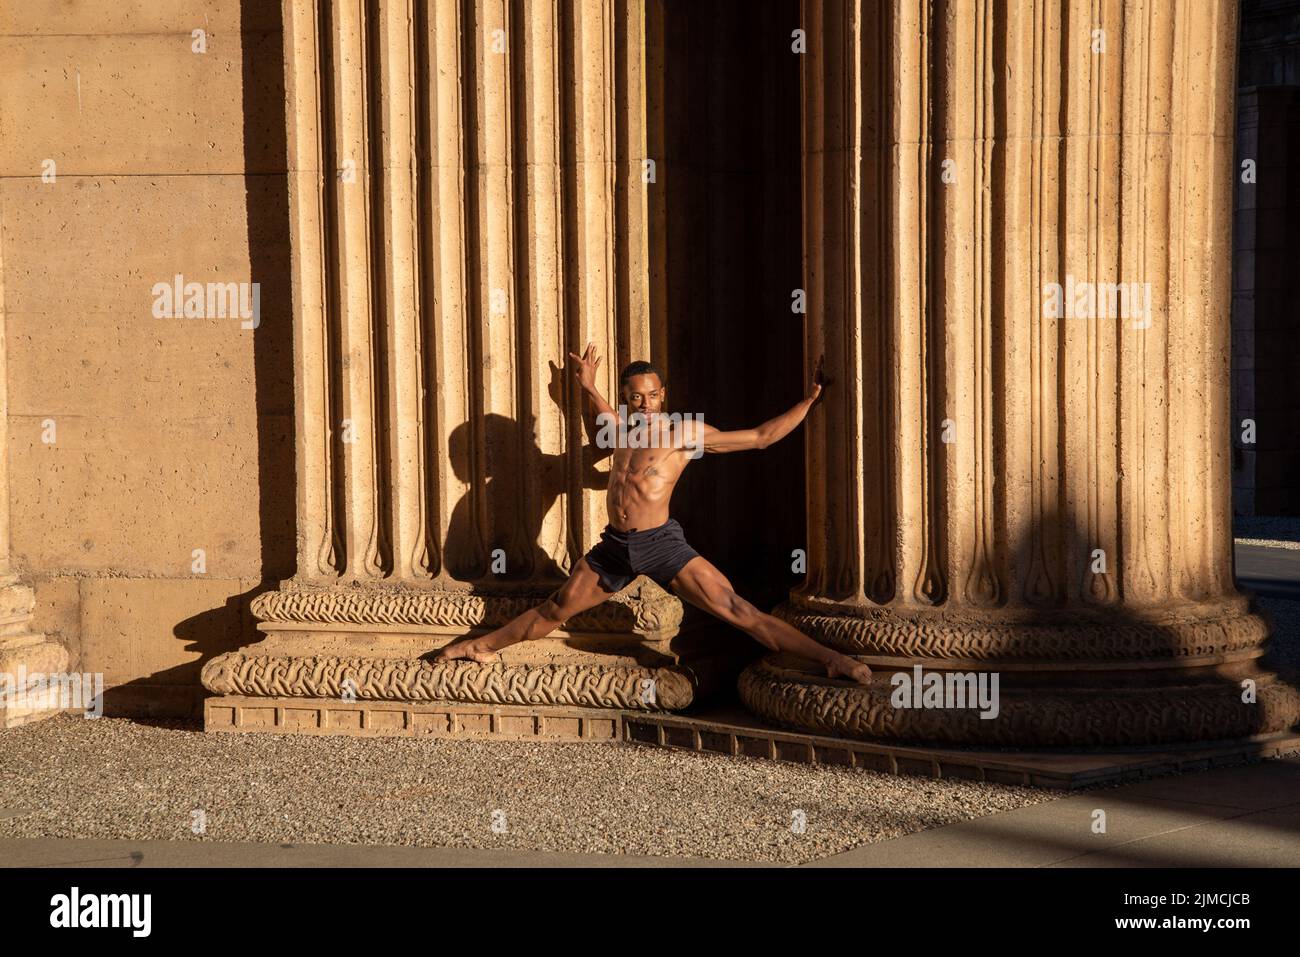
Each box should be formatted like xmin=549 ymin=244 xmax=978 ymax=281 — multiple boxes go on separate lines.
xmin=627 ymin=708 xmax=1300 ymax=789
xmin=204 ymin=694 xmax=1300 ymax=790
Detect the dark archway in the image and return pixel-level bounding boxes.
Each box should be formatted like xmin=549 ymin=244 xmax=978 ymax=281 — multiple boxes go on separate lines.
xmin=1232 ymin=0 xmax=1300 ymax=516
xmin=650 ymin=0 xmax=806 ymax=609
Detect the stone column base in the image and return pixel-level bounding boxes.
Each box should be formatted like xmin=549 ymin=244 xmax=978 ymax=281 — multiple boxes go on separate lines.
xmin=201 ymin=579 xmax=747 ymax=719
xmin=0 ymin=582 xmax=71 ymax=729
xmin=0 ymin=637 xmax=72 ymax=729
xmin=739 ymin=654 xmax=1300 ymax=748
xmin=737 ymin=598 xmax=1300 ymax=748
xmin=205 ymin=695 xmax=629 ymax=741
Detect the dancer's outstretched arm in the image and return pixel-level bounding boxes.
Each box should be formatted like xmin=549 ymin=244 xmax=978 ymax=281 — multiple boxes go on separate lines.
xmin=692 ymin=354 xmax=828 ymax=453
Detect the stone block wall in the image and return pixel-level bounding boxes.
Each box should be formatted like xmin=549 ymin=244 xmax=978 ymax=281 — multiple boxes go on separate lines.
xmin=0 ymin=2 xmax=294 ymax=716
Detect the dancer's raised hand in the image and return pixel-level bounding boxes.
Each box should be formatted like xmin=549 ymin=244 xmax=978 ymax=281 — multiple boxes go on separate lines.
xmin=568 ymin=341 xmax=602 ymax=391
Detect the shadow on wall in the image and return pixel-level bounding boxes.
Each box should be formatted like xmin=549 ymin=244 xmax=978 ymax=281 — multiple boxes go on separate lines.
xmin=442 ymin=362 xmax=610 ymax=583
xmin=106 ymin=594 xmax=259 ymax=719
xmin=242 ymin=0 xmax=297 ymax=583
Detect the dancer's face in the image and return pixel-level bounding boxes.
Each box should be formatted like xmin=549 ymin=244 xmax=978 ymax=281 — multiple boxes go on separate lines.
xmin=621 ymin=373 xmax=665 ymax=416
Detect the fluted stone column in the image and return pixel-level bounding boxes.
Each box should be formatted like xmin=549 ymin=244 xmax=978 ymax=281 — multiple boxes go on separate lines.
xmin=740 ymin=0 xmax=1300 ymax=747
xmin=203 ymin=0 xmax=736 ymax=723
xmin=0 ymin=215 xmax=68 ymax=727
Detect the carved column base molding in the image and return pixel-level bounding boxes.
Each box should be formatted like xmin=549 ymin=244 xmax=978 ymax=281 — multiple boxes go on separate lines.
xmin=776 ymin=597 xmax=1273 ymax=663
xmin=202 ymin=651 xmax=701 ymax=711
xmin=206 ymin=578 xmax=747 ymax=716
xmin=254 ymin=578 xmax=684 ymax=640
xmin=738 ymin=654 xmax=1300 ymax=749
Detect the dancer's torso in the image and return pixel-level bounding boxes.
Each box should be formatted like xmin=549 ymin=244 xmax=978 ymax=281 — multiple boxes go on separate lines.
xmin=604 ymin=418 xmax=695 ymax=531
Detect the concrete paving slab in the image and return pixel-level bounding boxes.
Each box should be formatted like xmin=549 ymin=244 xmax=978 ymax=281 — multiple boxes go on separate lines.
xmin=1236 ymin=542 xmax=1300 ymax=597
xmin=1097 ymin=758 xmax=1300 ymax=811
xmin=1051 ymin=803 xmax=1300 ymax=868
xmin=806 ymin=796 xmax=1244 ymax=868
xmin=805 ymin=756 xmax=1300 ymax=868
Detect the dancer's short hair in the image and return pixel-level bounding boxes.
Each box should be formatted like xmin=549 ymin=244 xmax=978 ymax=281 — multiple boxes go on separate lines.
xmin=619 ymin=360 xmax=665 ymax=387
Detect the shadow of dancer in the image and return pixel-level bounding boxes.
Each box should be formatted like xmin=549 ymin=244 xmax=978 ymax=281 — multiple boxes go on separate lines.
xmin=442 ymin=361 xmax=610 ymax=585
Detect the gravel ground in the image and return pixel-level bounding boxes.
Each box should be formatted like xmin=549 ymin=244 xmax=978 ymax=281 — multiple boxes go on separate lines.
xmin=0 ymin=715 xmax=1057 ymax=864
xmin=5 ymin=578 xmax=1295 ymax=865
xmin=1235 ymin=516 xmax=1300 ymax=550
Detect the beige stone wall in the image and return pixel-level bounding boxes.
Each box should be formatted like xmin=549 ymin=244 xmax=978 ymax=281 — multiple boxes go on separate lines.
xmin=0 ymin=3 xmax=293 ymax=716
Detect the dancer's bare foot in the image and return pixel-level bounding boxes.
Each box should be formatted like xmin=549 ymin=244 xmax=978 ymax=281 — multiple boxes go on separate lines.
xmin=825 ymin=654 xmax=872 ymax=685
xmin=432 ymin=637 xmax=499 ymax=664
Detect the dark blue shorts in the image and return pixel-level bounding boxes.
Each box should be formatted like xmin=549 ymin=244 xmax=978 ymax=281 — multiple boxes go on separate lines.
xmin=583 ymin=519 xmax=700 ymax=592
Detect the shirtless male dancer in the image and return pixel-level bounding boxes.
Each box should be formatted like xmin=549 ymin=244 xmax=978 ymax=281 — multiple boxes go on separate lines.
xmin=434 ymin=343 xmax=873 ymax=685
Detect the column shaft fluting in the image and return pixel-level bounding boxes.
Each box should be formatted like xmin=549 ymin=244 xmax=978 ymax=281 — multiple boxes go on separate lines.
xmin=742 ymin=0 xmax=1300 ymax=747
xmin=202 ymin=1 xmax=725 ymax=718
xmin=283 ymin=0 xmax=650 ymax=590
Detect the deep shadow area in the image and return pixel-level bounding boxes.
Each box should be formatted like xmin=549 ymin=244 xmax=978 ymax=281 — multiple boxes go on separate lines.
xmin=242 ymin=0 xmax=297 ymax=580
xmin=1232 ymin=0 xmax=1300 ymax=515
xmin=652 ymin=0 xmax=806 ymax=611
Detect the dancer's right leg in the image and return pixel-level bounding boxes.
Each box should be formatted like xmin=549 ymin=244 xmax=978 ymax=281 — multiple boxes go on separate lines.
xmin=432 ymin=558 xmax=615 ymax=663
